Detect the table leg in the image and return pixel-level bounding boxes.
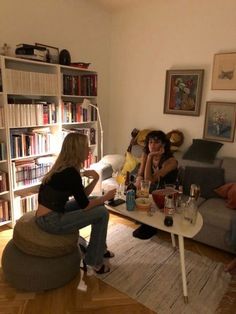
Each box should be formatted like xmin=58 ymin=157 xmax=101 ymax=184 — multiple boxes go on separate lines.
xmin=171 ymin=233 xmax=176 ymax=248
xmin=178 ymin=235 xmax=188 ymax=303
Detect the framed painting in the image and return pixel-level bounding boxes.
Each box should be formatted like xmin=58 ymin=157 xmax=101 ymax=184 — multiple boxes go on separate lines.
xmin=212 ymin=52 xmax=236 ymax=90
xmin=35 ymin=43 xmax=59 ymax=64
xmin=164 ymin=69 xmax=204 ymax=116
xmin=203 ymin=101 xmax=236 ymax=142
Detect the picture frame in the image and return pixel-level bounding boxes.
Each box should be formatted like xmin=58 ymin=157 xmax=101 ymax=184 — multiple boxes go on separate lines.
xmin=164 ymin=69 xmax=204 ymax=116
xmin=212 ymin=52 xmax=236 ymax=90
xmin=35 ymin=43 xmax=59 ymax=64
xmin=203 ymin=101 xmax=236 ymax=142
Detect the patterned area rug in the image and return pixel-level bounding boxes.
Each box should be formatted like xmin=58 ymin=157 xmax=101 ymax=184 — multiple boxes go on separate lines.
xmin=99 ymin=223 xmax=232 ymax=314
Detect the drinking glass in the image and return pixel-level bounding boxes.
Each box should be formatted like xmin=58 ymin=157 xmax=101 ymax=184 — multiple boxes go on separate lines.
xmin=115 ymin=171 xmax=125 ymax=197
xmin=140 ymin=180 xmax=151 ymax=198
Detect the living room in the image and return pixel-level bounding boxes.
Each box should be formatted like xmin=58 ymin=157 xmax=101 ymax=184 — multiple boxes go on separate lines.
xmin=1 ymin=0 xmax=236 ymax=313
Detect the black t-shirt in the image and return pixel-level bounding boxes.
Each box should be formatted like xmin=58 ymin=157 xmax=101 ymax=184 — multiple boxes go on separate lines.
xmin=38 ymin=167 xmax=89 ymax=212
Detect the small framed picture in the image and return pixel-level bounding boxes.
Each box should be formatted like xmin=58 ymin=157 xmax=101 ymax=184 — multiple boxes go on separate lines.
xmin=203 ymin=101 xmax=236 ymax=142
xmin=212 ymin=52 xmax=236 ymax=90
xmin=164 ymin=69 xmax=204 ymax=116
xmin=35 ymin=43 xmax=59 ymax=64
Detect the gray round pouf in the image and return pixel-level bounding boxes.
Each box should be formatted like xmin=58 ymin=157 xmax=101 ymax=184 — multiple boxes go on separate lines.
xmin=2 ymin=239 xmax=81 ymax=292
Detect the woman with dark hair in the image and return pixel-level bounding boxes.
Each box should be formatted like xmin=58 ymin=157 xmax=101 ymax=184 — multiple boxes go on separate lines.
xmin=133 ymin=130 xmax=178 ymax=239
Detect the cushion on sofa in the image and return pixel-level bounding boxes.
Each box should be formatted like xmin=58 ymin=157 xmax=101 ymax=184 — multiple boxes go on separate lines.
xmin=121 ymin=151 xmax=140 ymax=176
xmin=183 ymin=139 xmax=223 ymax=164
xmin=198 ymin=198 xmax=236 ymax=230
xmin=215 ymin=183 xmax=236 ymax=209
xmin=174 ymin=151 xmax=222 ymax=168
xmin=183 ymin=166 xmax=225 ymax=199
xmin=221 ymin=157 xmax=236 ymax=183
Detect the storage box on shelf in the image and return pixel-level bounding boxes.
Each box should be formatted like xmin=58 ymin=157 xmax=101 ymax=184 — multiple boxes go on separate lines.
xmin=0 ymin=56 xmax=99 ymax=226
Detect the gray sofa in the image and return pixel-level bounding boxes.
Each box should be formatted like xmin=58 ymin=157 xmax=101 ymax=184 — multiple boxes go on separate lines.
xmin=92 ymin=146 xmax=236 ymax=254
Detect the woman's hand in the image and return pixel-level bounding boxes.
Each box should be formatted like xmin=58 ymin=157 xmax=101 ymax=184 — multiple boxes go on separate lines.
xmin=103 ymin=188 xmax=117 ymax=202
xmin=148 ymin=146 xmax=165 ymax=158
xmin=83 ymin=169 xmax=99 ymax=181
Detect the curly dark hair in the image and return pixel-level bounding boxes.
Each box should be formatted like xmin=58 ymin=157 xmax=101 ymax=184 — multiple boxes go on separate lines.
xmin=143 ymin=130 xmax=172 ymax=157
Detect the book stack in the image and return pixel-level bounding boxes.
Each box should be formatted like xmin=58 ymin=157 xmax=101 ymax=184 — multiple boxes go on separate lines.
xmin=15 ymin=44 xmax=47 ymax=62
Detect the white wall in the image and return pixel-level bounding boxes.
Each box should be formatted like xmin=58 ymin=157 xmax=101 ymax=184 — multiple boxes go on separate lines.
xmin=108 ymin=0 xmax=236 ymax=157
xmin=0 ymin=0 xmax=111 ymax=152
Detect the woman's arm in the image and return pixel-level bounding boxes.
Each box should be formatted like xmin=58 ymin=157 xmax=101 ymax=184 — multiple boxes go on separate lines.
xmin=82 ymin=169 xmax=100 ymax=196
xmin=84 ymin=188 xmax=117 ymax=211
xmin=151 ymin=157 xmax=178 ymax=183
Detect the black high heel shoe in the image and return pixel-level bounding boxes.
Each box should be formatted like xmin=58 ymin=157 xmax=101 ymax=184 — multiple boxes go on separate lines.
xmin=81 ymin=260 xmax=110 ymax=274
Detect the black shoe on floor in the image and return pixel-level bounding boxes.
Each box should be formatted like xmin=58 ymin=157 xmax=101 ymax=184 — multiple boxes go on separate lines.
xmin=132 ymin=224 xmax=157 ymax=239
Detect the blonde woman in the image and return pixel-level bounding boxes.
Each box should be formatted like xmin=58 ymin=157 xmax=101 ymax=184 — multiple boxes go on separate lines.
xmin=36 ymin=132 xmax=116 ymax=274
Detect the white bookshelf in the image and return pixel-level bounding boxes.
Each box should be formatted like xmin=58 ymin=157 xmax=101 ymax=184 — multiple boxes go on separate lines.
xmin=0 ymin=56 xmax=99 ymax=226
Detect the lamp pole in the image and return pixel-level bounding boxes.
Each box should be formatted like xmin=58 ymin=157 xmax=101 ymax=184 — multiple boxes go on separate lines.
xmin=83 ymin=99 xmax=103 ymax=159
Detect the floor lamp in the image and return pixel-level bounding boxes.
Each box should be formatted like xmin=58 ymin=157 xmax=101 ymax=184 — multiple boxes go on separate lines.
xmin=82 ymin=98 xmax=104 ymax=159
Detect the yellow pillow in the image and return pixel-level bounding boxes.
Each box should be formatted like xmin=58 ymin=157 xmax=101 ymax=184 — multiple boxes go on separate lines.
xmin=121 ymin=152 xmax=140 ymax=176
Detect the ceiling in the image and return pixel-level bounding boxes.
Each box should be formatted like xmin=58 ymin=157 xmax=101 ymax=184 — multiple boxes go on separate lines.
xmin=92 ymin=0 xmax=140 ymax=12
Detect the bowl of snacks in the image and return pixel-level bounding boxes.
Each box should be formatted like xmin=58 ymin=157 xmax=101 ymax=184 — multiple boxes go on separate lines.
xmin=152 ymin=188 xmax=178 ymax=211
xmin=135 ymin=197 xmax=152 ymax=211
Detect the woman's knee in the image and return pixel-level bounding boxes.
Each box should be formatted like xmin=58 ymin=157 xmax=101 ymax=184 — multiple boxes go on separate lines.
xmin=96 ymin=205 xmax=109 ymax=221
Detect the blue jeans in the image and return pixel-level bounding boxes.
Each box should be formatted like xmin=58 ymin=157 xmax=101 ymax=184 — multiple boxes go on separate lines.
xmin=36 ymin=200 xmax=109 ymax=266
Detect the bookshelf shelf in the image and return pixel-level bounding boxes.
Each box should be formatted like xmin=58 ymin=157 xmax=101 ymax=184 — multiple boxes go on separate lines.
xmin=0 ymin=55 xmax=99 ymax=225
xmin=0 ymin=220 xmax=11 ymax=226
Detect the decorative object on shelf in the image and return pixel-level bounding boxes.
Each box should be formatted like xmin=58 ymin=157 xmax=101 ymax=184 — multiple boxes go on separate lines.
xmin=1 ymin=43 xmax=11 ymax=56
xmin=212 ymin=52 xmax=236 ymax=90
xmin=59 ymin=49 xmax=71 ymax=65
xmin=15 ymin=43 xmax=47 ymax=62
xmin=203 ymin=101 xmax=236 ymax=142
xmin=70 ymin=62 xmax=90 ymax=69
xmin=166 ymin=129 xmax=184 ymax=151
xmin=83 ymin=99 xmax=103 ymax=158
xmin=164 ymin=69 xmax=204 ymax=116
xmin=35 ymin=43 xmax=59 ymax=63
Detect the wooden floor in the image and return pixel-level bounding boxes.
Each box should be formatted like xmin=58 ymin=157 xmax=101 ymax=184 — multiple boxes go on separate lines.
xmin=0 ymin=213 xmax=235 ymax=314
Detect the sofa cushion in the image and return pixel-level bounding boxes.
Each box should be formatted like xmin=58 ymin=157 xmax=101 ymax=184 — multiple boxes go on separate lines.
xmin=215 ymin=183 xmax=236 ymax=209
xmin=183 ymin=166 xmax=225 ymax=198
xmin=121 ymin=152 xmax=140 ymax=176
xmin=182 ymin=139 xmax=223 ymax=164
xmin=221 ymin=157 xmax=236 ymax=183
xmin=198 ymin=198 xmax=236 ymax=231
xmin=174 ymin=151 xmax=222 ymax=168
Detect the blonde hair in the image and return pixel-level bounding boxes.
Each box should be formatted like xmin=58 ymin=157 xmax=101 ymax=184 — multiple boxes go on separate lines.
xmin=42 ymin=132 xmax=88 ymax=184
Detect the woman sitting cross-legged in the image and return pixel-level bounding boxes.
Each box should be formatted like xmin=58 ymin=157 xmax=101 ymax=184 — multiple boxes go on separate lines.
xmin=35 ymin=132 xmax=116 ymax=274
xmin=133 ymin=130 xmax=178 ymax=239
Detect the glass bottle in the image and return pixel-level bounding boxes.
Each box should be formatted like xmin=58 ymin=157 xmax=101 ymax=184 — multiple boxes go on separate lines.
xmin=126 ymin=174 xmax=137 ymax=197
xmin=184 ymin=184 xmax=199 ymax=225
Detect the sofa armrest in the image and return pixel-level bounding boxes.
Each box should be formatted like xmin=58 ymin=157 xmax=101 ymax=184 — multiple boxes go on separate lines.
xmin=89 ymin=161 xmax=113 ymax=181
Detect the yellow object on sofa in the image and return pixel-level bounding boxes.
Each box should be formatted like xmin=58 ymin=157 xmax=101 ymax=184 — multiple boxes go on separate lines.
xmin=121 ymin=151 xmax=140 ymax=176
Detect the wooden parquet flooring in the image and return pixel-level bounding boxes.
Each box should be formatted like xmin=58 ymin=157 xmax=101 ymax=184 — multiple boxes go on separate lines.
xmin=0 ymin=214 xmax=235 ymax=314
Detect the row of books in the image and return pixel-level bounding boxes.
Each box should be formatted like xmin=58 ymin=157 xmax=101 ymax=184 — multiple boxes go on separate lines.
xmin=62 ymin=127 xmax=96 ymax=146
xmin=0 ymin=171 xmax=8 ymax=192
xmin=0 ymin=199 xmax=10 ymax=222
xmin=8 ymin=102 xmax=59 ymax=127
xmin=10 ymin=128 xmax=56 ymax=158
xmin=62 ymin=74 xmax=97 ymax=96
xmin=12 ymin=156 xmax=54 ymax=188
xmin=61 ymin=101 xmax=97 ymax=123
xmin=14 ymin=191 xmax=38 ymax=220
xmin=5 ymin=69 xmax=58 ymax=95
xmin=84 ymin=151 xmax=97 ymax=168
xmin=0 ymin=107 xmax=4 ymax=127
